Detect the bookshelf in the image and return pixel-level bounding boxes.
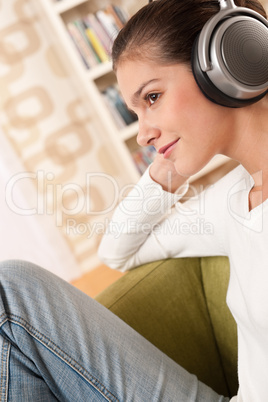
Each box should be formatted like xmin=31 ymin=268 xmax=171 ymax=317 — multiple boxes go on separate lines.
xmin=54 ymin=0 xmax=89 ymax=14
xmin=32 ymin=0 xmax=229 ymax=185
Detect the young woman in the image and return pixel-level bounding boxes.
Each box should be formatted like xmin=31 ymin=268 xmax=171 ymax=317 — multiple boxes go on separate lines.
xmin=0 ymin=0 xmax=267 ymax=401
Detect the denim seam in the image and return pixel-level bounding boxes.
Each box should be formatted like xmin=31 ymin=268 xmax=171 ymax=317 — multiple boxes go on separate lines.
xmin=1 ymin=336 xmax=10 ymax=402
xmin=0 ymin=340 xmax=3 ymax=402
xmin=0 ymin=313 xmax=119 ymax=402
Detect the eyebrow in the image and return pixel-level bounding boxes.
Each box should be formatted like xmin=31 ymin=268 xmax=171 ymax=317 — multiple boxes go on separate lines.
xmin=131 ymin=79 xmax=160 ymax=107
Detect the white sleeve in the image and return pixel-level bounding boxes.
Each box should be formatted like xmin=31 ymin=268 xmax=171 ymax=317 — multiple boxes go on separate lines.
xmin=98 ymin=166 xmax=227 ymax=272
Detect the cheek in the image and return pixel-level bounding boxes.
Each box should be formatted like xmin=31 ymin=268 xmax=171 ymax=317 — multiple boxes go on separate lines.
xmin=167 ymin=85 xmax=204 ymax=124
xmin=176 ymin=91 xmax=222 ymax=137
xmin=163 ymin=79 xmax=225 ymax=139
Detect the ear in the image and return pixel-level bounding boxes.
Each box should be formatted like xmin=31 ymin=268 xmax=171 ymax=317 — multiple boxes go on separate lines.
xmin=191 ymin=3 xmax=268 ymax=108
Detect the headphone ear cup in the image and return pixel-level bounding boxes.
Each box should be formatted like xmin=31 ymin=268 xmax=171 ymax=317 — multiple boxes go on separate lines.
xmin=191 ymin=33 xmax=267 ymax=108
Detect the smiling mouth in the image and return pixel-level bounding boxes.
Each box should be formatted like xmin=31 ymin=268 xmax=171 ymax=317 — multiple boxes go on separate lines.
xmin=159 ymin=139 xmax=180 ymax=158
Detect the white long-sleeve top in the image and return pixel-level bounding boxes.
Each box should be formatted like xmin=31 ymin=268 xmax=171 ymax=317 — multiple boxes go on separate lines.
xmin=98 ymin=164 xmax=268 ymax=402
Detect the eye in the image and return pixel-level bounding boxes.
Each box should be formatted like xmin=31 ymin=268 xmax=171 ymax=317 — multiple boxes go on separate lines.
xmin=145 ymin=92 xmax=161 ymax=106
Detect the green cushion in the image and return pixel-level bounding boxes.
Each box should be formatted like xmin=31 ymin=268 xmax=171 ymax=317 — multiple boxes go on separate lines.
xmin=96 ymin=257 xmax=238 ymax=396
xmin=201 ymin=257 xmax=238 ymax=396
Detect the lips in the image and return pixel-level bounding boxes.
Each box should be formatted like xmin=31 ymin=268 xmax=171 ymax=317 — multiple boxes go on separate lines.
xmin=158 ymin=139 xmax=180 ymax=158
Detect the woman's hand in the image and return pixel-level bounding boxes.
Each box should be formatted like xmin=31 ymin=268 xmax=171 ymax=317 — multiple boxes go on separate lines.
xmin=149 ymin=153 xmax=189 ymax=193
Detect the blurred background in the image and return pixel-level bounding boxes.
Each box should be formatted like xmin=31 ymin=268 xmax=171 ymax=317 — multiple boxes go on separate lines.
xmin=0 ymin=0 xmax=267 ymax=284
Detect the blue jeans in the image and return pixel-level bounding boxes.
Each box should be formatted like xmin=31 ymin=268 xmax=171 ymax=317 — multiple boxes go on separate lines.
xmin=0 ymin=260 xmax=229 ymax=401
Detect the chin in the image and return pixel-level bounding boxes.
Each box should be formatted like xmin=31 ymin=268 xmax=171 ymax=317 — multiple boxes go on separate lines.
xmin=174 ymin=165 xmax=199 ymax=178
xmin=174 ymin=160 xmax=210 ymax=178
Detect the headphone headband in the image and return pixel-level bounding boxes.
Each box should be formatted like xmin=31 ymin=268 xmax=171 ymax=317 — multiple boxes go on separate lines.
xmin=198 ymin=2 xmax=268 ymax=72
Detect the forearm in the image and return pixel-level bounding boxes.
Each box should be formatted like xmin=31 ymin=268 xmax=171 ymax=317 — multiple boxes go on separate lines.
xmin=98 ymin=166 xmax=187 ymax=271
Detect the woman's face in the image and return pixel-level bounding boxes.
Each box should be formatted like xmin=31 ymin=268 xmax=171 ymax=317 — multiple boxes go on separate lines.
xmin=117 ymin=59 xmax=235 ymax=177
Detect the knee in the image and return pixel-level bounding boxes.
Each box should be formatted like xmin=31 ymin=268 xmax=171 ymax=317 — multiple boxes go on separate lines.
xmin=0 ymin=260 xmax=60 ymax=313
xmin=0 ymin=259 xmax=37 ymax=273
xmin=0 ymin=259 xmax=48 ymax=287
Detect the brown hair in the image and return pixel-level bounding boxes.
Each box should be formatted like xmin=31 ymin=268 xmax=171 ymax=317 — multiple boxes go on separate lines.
xmin=112 ymin=0 xmax=267 ymax=70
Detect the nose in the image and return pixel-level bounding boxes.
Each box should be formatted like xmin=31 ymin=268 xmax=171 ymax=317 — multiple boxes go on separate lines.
xmin=136 ymin=118 xmax=161 ymax=147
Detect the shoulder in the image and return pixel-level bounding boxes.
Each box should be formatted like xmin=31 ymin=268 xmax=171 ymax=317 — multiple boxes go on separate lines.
xmin=188 ymin=164 xmax=249 ymax=214
xmin=207 ymin=163 xmax=250 ymax=196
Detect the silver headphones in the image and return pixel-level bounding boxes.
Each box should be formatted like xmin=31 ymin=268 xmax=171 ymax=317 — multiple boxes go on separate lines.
xmin=192 ymin=0 xmax=268 ymax=107
xmin=149 ymin=0 xmax=268 ymax=107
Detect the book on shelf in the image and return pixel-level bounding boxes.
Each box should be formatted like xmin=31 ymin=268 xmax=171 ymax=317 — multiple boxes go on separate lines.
xmin=102 ymin=84 xmax=137 ymax=129
xmin=131 ymin=146 xmax=157 ymax=175
xmin=83 ymin=13 xmax=112 ymax=56
xmin=66 ymin=5 xmax=128 ymax=70
xmin=85 ymin=27 xmax=109 ymax=63
xmin=105 ymin=5 xmax=125 ymax=30
xmin=67 ymin=21 xmax=99 ymax=68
